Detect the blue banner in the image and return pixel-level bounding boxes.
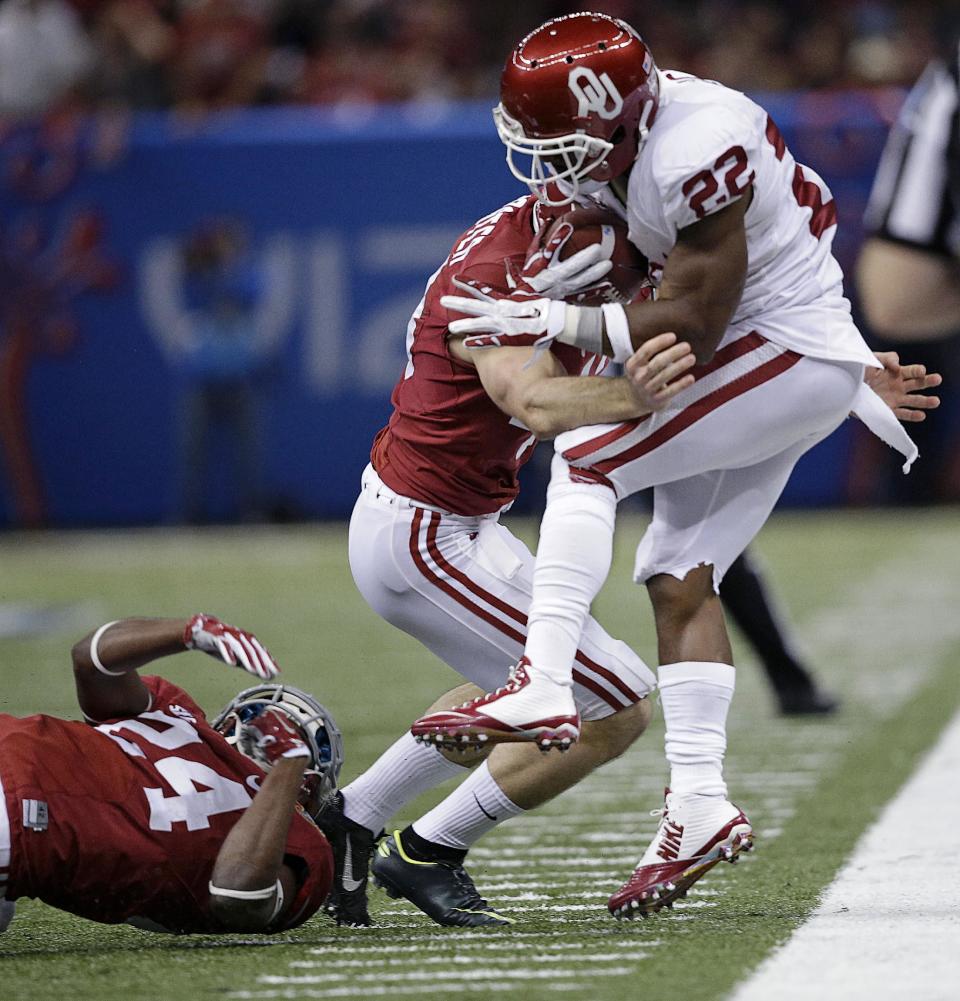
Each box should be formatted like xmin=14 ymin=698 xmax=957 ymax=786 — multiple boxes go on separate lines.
xmin=0 ymin=93 xmax=901 ymax=526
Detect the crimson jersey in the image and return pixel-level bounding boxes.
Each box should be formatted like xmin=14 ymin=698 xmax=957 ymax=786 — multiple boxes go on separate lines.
xmin=0 ymin=677 xmax=332 ymax=933
xmin=372 ymin=194 xmax=607 ymax=515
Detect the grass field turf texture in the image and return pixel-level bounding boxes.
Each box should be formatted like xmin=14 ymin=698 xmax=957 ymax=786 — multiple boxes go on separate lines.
xmin=2 ymin=509 xmax=958 ymax=1001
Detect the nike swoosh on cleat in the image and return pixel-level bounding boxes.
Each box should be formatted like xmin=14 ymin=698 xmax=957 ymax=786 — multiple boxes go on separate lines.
xmin=473 ymin=792 xmax=498 ymax=821
xmin=341 ymin=839 xmax=363 ymax=892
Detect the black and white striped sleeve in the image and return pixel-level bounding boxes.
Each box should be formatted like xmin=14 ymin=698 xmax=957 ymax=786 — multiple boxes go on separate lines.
xmin=864 ymin=51 xmax=960 ymax=258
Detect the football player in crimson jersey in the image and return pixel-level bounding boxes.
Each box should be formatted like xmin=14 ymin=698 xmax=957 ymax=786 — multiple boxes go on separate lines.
xmin=422 ymin=11 xmax=942 ymax=918
xmin=0 ymin=615 xmax=338 ymax=936
xmin=326 ymin=191 xmax=698 ymax=928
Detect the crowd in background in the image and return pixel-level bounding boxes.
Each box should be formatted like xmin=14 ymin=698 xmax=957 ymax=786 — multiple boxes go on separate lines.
xmin=0 ymin=0 xmax=957 ymax=121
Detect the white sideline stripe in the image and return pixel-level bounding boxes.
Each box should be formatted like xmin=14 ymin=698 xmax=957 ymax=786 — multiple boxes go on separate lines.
xmin=730 ymin=707 xmax=960 ymax=1001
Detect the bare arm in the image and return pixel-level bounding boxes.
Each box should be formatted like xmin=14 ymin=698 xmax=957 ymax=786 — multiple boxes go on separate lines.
xmin=449 ymin=332 xmax=695 ymax=438
xmin=208 ymin=755 xmax=306 ymax=931
xmin=73 ymin=615 xmax=279 ymax=722
xmin=615 ymin=195 xmax=750 ymax=364
xmin=857 ymin=239 xmax=960 ymax=340
xmin=72 ymin=618 xmax=190 ymax=721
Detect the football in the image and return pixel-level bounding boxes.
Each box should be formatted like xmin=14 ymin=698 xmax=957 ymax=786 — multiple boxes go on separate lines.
xmin=534 ymin=205 xmax=650 ymax=306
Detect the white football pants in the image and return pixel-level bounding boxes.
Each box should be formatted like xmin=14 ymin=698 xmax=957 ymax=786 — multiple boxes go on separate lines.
xmin=348 ymin=464 xmax=656 ymax=721
xmin=551 ymin=331 xmax=866 ymax=590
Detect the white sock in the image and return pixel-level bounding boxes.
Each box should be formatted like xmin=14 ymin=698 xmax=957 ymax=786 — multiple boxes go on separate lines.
xmin=525 ymin=476 xmax=617 ymax=686
xmin=412 ymin=761 xmax=524 ymax=849
xmin=658 ymin=661 xmax=735 ymax=798
xmin=341 ymin=732 xmax=467 ymax=833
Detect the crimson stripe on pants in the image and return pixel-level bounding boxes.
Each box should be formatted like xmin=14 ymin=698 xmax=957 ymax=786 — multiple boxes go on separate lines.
xmin=562 ymin=331 xmax=770 ymax=463
xmin=407 ymin=509 xmax=637 ymax=710
xmin=422 ymin=515 xmax=641 ymax=706
xmin=586 ymin=349 xmax=803 ymax=477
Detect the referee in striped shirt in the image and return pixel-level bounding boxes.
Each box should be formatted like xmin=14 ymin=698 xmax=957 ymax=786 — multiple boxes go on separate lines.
xmin=859 ymin=39 xmax=960 ymax=338
xmin=858 ymin=36 xmax=960 ymax=501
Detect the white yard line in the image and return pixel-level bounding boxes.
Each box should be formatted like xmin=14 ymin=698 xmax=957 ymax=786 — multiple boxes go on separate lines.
xmin=730 ymin=707 xmax=960 ymax=1001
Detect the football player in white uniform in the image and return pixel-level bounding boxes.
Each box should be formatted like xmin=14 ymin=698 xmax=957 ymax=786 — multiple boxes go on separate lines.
xmin=416 ymin=11 xmax=939 ymax=918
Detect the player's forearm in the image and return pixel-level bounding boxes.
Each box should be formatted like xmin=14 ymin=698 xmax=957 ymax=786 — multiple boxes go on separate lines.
xmin=519 ymin=374 xmax=649 ymax=438
xmin=620 ymin=298 xmax=724 ymax=363
xmin=556 ymin=298 xmax=725 ymax=366
xmin=72 ymin=618 xmax=188 ymax=676
xmin=72 ymin=618 xmax=188 ymax=721
xmin=211 ymin=757 xmax=305 ymax=891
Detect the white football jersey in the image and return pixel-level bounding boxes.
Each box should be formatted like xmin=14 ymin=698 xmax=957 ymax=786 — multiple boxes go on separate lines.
xmin=596 ymin=71 xmax=879 ymax=368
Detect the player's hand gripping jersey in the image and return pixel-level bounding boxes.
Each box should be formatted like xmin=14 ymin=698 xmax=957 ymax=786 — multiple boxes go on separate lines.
xmin=0 ymin=677 xmax=332 ymax=933
xmin=371 ymin=194 xmax=607 ymax=516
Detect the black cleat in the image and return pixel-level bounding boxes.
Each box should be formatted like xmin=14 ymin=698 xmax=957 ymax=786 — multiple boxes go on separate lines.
xmin=777 ymin=685 xmax=840 ymax=717
xmin=314 ymin=793 xmax=376 ymax=927
xmin=372 ymin=831 xmax=513 ymax=928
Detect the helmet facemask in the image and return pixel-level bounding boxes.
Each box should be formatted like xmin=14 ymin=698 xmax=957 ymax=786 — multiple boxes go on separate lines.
xmin=213 ymin=683 xmax=344 ymax=816
xmin=494 ymin=104 xmax=613 ymax=206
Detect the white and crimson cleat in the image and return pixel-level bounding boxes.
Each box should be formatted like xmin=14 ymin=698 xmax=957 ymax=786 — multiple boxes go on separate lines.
xmin=608 ymin=789 xmax=754 ymax=919
xmin=410 ymin=657 xmax=581 ymax=752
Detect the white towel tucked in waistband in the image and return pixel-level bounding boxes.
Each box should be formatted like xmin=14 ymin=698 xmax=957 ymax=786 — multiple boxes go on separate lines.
xmin=851 ymin=382 xmax=918 ymax=474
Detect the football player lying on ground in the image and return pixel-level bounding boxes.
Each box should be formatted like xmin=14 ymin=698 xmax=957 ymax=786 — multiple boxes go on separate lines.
xmin=320 ymin=191 xmax=938 ymax=928
xmin=414 ymin=11 xmax=943 ymax=920
xmin=0 ymin=615 xmax=340 ymax=936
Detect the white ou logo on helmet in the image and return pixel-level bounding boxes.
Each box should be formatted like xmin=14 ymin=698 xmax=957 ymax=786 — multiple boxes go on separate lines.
xmin=568 ymin=67 xmax=624 ymax=120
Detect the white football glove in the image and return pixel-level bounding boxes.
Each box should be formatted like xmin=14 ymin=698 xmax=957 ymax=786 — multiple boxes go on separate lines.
xmin=184 ymin=613 xmax=280 ymax=680
xmin=441 ymin=278 xmax=568 ymax=351
xmin=518 ymin=222 xmax=613 ymax=300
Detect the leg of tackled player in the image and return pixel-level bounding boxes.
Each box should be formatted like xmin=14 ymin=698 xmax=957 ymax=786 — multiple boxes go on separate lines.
xmin=608 ymin=566 xmax=753 ymax=919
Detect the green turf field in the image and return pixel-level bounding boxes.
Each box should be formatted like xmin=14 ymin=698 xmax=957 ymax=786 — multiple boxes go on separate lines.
xmin=2 ymin=509 xmax=959 ymax=1000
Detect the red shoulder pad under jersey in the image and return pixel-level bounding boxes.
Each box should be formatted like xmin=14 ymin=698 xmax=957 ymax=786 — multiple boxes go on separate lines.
xmin=372 ymin=195 xmax=548 ymax=515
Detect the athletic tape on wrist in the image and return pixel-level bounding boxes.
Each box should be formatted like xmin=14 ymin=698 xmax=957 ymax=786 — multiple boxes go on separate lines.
xmin=90 ymin=621 xmax=125 ymax=676
xmin=560 ymin=304 xmax=604 ymax=355
xmin=601 ymin=304 xmax=634 ymax=362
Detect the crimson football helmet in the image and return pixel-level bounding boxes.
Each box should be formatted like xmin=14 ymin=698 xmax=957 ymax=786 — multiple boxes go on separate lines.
xmin=495 ymin=12 xmax=660 ymax=205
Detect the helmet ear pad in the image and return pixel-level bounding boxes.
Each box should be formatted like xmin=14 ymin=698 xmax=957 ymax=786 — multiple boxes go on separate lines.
xmin=587 ymin=122 xmax=636 ymax=182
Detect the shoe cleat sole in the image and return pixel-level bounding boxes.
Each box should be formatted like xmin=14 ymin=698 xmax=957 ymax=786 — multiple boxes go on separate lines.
xmin=419 ymin=724 xmax=578 ymax=752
